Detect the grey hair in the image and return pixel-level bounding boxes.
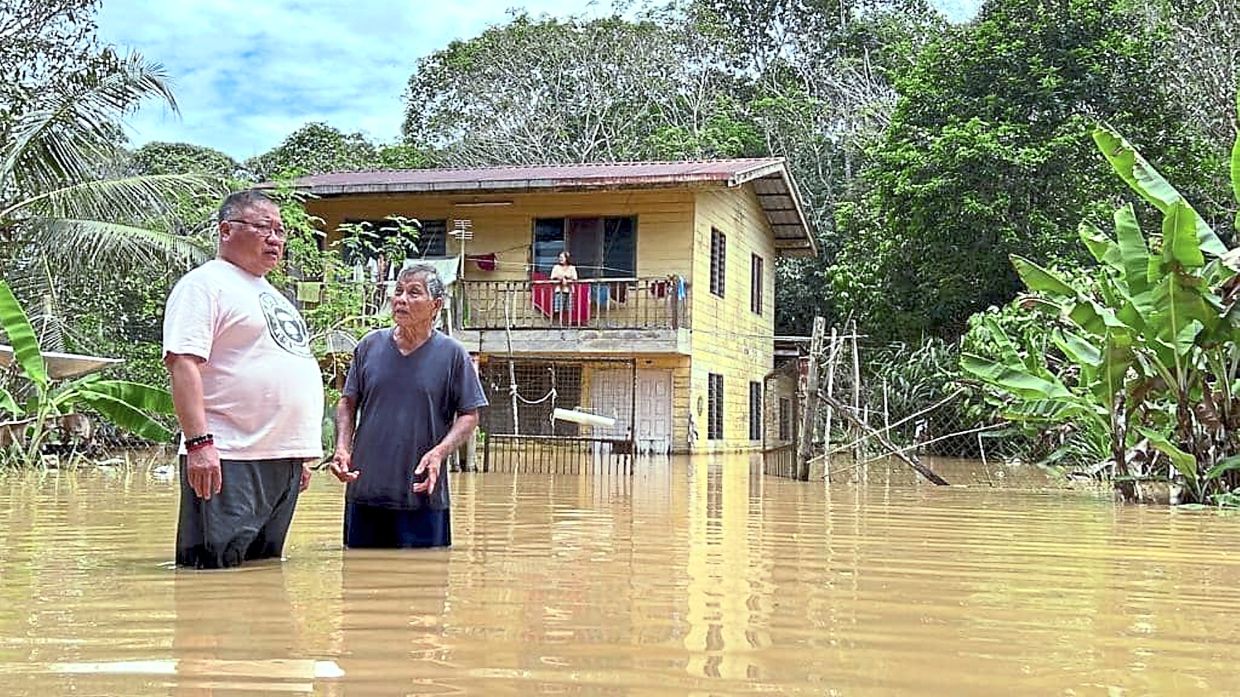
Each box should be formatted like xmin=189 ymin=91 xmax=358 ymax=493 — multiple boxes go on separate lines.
xmin=218 ymin=189 xmax=276 ymax=223
xmin=398 ymin=264 xmax=445 ymax=300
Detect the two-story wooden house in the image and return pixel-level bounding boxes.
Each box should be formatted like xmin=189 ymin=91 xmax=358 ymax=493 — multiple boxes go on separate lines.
xmin=295 ymin=159 xmax=816 ymax=457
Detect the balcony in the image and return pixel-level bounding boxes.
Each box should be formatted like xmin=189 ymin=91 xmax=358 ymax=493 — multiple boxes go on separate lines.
xmin=453 ymin=277 xmax=691 ymax=355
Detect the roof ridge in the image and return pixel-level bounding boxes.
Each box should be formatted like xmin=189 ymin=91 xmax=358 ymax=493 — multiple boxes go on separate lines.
xmin=353 ymin=156 xmax=782 ymax=175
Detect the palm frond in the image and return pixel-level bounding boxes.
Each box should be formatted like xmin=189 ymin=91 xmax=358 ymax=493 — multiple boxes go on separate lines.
xmin=0 ymin=49 xmax=178 ymax=198
xmin=2 ymin=173 xmax=224 ymax=224
xmin=22 ymin=218 xmax=212 ymax=274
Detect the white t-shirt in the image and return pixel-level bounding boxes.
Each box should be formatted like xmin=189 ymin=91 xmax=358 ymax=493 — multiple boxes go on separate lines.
xmin=163 ymin=259 xmax=324 ymax=460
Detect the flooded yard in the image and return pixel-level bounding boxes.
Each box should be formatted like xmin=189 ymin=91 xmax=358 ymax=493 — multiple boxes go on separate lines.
xmin=1 ymin=456 xmax=1239 ymax=695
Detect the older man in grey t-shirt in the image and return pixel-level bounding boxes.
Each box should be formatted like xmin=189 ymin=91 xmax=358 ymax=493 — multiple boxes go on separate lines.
xmin=330 ymin=265 xmax=487 ymax=547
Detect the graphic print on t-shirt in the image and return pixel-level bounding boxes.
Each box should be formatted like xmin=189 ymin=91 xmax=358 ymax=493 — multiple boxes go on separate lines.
xmin=259 ymin=292 xmax=312 ymax=357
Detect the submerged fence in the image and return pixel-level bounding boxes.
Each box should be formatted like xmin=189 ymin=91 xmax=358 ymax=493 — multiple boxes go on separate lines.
xmin=476 ymin=356 xmax=637 ymax=475
xmin=763 ymin=322 xmax=1024 ymax=481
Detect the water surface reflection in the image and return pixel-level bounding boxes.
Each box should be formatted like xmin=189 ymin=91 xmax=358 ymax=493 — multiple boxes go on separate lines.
xmin=0 ymin=456 xmax=1237 ymax=694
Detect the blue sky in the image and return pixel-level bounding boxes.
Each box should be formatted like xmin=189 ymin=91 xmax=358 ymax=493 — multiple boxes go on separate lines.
xmin=97 ymin=1 xmax=983 ymax=161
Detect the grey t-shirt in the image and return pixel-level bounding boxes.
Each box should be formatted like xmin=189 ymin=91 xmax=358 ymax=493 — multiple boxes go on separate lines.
xmin=342 ymin=329 xmax=488 ymax=510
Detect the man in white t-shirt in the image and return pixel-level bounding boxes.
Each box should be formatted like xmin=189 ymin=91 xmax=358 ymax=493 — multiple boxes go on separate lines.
xmin=163 ymin=190 xmax=324 ymax=569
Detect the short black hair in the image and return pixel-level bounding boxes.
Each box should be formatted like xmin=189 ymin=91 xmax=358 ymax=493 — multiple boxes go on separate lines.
xmin=218 ymin=189 xmax=276 ymax=224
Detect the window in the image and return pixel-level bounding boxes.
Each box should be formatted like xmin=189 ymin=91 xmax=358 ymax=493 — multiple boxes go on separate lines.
xmin=749 ymin=381 xmax=762 ymax=441
xmin=414 ymin=219 xmax=447 ymax=257
xmin=778 ymin=397 xmax=792 ymax=441
xmin=710 ymin=228 xmax=726 ymax=297
xmin=341 ymin=217 xmax=446 ymax=264
xmin=751 ymin=254 xmax=764 ymax=315
xmin=532 ymin=217 xmax=636 ymax=278
xmin=707 ymin=373 xmax=724 ymax=440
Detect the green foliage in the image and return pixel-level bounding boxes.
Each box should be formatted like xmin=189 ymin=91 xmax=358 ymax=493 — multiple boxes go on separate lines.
xmin=402 ymin=11 xmax=763 ymax=164
xmin=0 ymin=279 xmax=174 ymax=464
xmin=962 ymin=115 xmax=1240 ymax=504
xmin=0 ymin=46 xmax=222 ymax=272
xmin=245 ymin=123 xmax=383 ymax=182
xmin=128 ymin=141 xmax=239 ymax=179
xmin=263 ymin=179 xmax=417 ymax=347
xmin=829 ymin=0 xmax=1225 ymax=342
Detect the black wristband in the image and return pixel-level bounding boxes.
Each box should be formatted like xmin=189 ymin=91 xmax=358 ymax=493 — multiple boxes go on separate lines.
xmin=184 ymin=433 xmax=214 ymax=448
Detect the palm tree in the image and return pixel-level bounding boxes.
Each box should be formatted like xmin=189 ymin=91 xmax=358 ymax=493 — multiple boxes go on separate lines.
xmin=0 ymin=47 xmax=223 ymax=279
xmin=0 ymin=47 xmax=225 ymax=352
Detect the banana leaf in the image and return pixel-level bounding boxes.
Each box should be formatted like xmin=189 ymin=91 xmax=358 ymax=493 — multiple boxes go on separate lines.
xmin=0 ymin=386 xmax=17 ymax=416
xmin=1093 ymin=126 xmax=1226 ymax=257
xmin=74 ymin=390 xmax=172 ymax=442
xmin=1232 ymin=105 xmax=1240 ymax=213
xmin=1161 ymin=201 xmax=1206 ymax=269
xmin=0 ymin=280 xmax=48 ymax=389
xmin=1113 ymin=204 xmax=1150 ymax=295
xmin=961 ymin=353 xmax=1074 ymax=401
xmin=1054 ymin=329 xmax=1102 ymax=368
xmin=1078 ymin=221 xmax=1116 ymax=267
xmin=1137 ymin=426 xmax=1198 ymax=485
xmin=1207 ymin=454 xmax=1240 ymax=481
xmin=74 ymin=379 xmax=174 ymax=415
xmin=1011 ymin=255 xmax=1077 ymax=298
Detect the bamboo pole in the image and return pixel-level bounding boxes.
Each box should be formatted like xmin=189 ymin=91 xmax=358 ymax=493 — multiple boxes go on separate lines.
xmin=824 ymin=388 xmax=966 ymax=456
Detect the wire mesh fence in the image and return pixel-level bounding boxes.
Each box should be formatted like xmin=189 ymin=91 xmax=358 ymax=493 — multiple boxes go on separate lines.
xmin=763 ymin=325 xmax=1026 ymax=481
xmin=476 ymin=356 xmax=637 ymax=474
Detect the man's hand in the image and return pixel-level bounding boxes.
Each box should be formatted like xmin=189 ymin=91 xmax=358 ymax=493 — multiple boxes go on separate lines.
xmin=300 ymin=460 xmax=314 ymax=492
xmin=412 ymin=449 xmax=444 ymax=494
xmin=329 ymin=450 xmax=360 ymax=483
xmin=186 ymin=445 xmax=222 ymax=500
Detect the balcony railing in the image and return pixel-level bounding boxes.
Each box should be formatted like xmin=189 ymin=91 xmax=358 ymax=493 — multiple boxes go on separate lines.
xmin=458 ymin=277 xmax=688 ymax=331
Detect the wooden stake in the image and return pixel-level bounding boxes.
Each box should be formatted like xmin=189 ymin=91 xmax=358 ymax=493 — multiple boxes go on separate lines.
xmin=850 ymin=320 xmax=863 ymax=460
xmin=822 ymin=327 xmax=839 ymax=484
xmin=797 ymin=316 xmax=827 ymax=481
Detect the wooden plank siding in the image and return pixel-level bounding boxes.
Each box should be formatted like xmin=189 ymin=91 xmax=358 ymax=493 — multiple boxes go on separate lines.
xmin=689 ymin=186 xmax=776 ymax=452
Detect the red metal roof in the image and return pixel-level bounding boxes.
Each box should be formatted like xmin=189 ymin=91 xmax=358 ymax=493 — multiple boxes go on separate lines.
xmin=294 ymin=158 xmax=785 ymax=192
xmin=290 ymin=158 xmax=817 ymax=256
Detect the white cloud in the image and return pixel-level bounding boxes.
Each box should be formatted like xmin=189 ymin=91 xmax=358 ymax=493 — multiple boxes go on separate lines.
xmin=98 ymin=0 xmax=982 ymax=161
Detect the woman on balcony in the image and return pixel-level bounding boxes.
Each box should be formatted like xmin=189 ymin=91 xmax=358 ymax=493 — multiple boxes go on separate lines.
xmin=550 ymin=251 xmax=578 ymax=317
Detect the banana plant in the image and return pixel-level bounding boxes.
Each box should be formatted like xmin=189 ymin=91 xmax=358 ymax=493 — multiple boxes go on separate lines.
xmin=0 ymin=279 xmax=174 ymax=465
xmin=963 ymin=100 xmax=1240 ymax=504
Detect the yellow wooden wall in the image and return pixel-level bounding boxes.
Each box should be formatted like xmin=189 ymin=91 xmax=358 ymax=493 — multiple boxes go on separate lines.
xmin=307 ymin=189 xmax=694 ymax=281
xmin=688 ymin=185 xmax=777 ymax=452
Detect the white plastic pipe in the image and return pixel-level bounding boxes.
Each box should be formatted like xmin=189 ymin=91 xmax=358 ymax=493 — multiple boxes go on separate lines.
xmin=551 ymin=407 xmax=616 ymax=428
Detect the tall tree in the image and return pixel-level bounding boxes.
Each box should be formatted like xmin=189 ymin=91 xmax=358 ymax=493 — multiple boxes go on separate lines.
xmin=679 ymin=0 xmax=946 ymax=332
xmin=246 ymin=122 xmax=387 ymax=181
xmin=828 ymin=0 xmax=1221 ymax=341
xmin=129 ymin=141 xmax=239 ymax=179
xmin=402 ymin=12 xmax=758 ymax=165
xmin=1 ymin=2 xmax=220 ymax=360
xmin=1163 ymin=0 xmax=1240 ymax=152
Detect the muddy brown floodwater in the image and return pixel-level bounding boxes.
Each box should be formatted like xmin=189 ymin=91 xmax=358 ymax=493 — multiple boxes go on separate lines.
xmin=1 ymin=455 xmax=1239 ymax=695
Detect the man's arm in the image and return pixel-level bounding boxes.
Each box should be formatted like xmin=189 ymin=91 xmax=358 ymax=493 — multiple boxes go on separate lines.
xmin=165 ymin=352 xmax=220 ymax=500
xmin=329 ymin=395 xmax=360 ymax=482
xmin=412 ymin=410 xmax=479 ymax=494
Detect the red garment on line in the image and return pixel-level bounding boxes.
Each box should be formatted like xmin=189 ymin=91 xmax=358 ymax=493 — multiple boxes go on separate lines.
xmin=467 ymin=253 xmax=497 ymax=271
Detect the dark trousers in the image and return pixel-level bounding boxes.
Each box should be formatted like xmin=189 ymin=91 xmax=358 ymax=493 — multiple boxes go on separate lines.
xmin=343 ymin=501 xmax=452 ymax=548
xmin=176 ymin=457 xmax=302 ymax=569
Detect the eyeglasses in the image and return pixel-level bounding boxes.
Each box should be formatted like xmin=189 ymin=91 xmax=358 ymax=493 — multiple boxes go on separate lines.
xmin=226 ymin=219 xmax=287 ymax=240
